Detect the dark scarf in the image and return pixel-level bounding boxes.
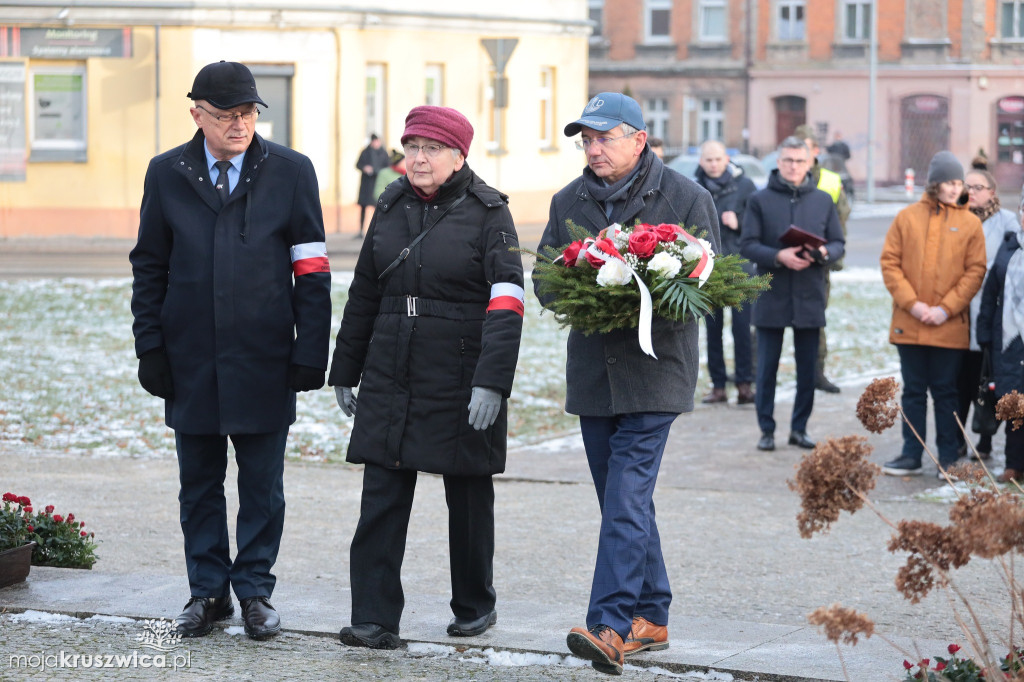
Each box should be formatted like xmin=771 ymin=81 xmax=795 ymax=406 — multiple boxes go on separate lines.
xmin=582 ymin=147 xmax=654 ymax=222
xmin=699 ymin=167 xmax=733 ymax=195
xmin=970 ymin=196 xmax=1001 ymax=223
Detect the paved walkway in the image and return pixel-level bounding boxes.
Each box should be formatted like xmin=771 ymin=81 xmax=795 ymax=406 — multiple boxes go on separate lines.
xmin=2 ymin=379 xmax=998 ymax=681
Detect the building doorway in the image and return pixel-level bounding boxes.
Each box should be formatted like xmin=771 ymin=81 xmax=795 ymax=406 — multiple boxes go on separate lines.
xmin=773 ymin=95 xmax=806 ymax=144
xmin=900 ymin=94 xmax=948 ymax=184
xmin=995 ymin=96 xmax=1024 ymax=192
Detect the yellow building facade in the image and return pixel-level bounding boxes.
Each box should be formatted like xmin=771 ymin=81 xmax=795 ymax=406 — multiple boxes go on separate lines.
xmin=0 ymin=1 xmax=590 ymax=237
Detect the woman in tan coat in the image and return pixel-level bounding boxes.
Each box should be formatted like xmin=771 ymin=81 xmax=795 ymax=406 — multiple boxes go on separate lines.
xmin=879 ymin=151 xmax=987 ymax=477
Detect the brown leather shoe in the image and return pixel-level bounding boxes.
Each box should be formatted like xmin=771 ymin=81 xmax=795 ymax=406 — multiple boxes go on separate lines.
xmin=997 ymin=468 xmax=1022 ymax=483
xmin=702 ymin=387 xmax=727 ymax=404
xmin=567 ymin=624 xmax=624 ymax=675
xmin=736 ymin=383 xmax=755 ymax=405
xmin=623 ymin=616 xmax=669 ymax=655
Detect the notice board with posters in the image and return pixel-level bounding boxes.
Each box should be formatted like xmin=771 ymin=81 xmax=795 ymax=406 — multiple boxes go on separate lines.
xmin=0 ymin=60 xmax=26 ymax=181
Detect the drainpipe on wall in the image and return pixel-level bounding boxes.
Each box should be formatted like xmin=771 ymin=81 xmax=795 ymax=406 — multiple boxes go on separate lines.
xmin=743 ymin=0 xmax=752 ymax=155
xmin=154 ymin=24 xmax=160 ymax=155
xmin=333 ymin=26 xmax=343 ymax=234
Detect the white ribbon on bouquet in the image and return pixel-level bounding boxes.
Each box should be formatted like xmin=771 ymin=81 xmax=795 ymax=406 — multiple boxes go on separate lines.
xmin=582 ymin=224 xmax=658 ymax=359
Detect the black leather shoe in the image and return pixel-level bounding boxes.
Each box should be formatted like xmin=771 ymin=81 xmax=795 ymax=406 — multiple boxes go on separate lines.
xmin=447 ymin=610 xmax=497 ymax=637
xmin=240 ymin=596 xmax=281 ymax=640
xmin=174 ymin=596 xmax=234 ymax=638
xmin=788 ymin=431 xmax=816 ymax=449
xmin=340 ymin=623 xmax=401 ymax=649
xmin=814 ymin=375 xmax=841 ymax=393
xmin=756 ymin=432 xmax=775 ymax=451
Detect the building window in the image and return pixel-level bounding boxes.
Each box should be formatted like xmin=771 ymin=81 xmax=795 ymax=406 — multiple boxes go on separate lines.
xmin=699 ymin=0 xmax=727 ymax=42
xmin=777 ymin=0 xmax=806 ymax=41
xmin=425 ymin=64 xmax=444 ymax=106
xmin=589 ymin=0 xmax=604 ymax=38
xmin=1001 ymin=1 xmax=1024 ymax=38
xmin=698 ymin=98 xmax=724 ymax=142
xmin=646 ymin=98 xmax=669 ymax=142
xmin=843 ymin=1 xmax=871 ymax=40
xmin=30 ymin=66 xmax=87 ymax=162
xmin=646 ymin=0 xmax=672 ymax=42
xmin=539 ymin=67 xmax=556 ymax=149
xmin=365 ymin=63 xmax=386 ymax=140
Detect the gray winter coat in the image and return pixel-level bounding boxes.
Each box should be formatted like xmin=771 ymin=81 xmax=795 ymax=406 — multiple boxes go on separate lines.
xmin=535 ymin=149 xmax=720 ymax=417
xmin=969 ymin=207 xmax=1018 ymax=350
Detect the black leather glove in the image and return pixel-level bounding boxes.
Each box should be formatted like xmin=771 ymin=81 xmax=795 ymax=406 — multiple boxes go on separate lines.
xmin=138 ymin=348 xmax=174 ymax=400
xmin=289 ymin=364 xmax=325 ymax=392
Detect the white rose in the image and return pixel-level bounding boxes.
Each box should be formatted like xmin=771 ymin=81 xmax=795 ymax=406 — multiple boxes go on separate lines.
xmin=595 ymin=258 xmax=633 ymax=287
xmin=681 ymin=243 xmax=704 ymax=262
xmin=698 ymin=238 xmax=715 ymax=258
xmin=648 ymin=252 xmax=682 ymax=278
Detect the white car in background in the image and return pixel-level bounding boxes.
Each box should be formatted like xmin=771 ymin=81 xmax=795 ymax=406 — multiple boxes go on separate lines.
xmin=666 ymin=153 xmax=769 ymax=190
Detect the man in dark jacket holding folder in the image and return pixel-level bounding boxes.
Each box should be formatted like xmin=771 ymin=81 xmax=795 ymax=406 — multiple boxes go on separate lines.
xmin=740 ymin=136 xmax=844 ymax=452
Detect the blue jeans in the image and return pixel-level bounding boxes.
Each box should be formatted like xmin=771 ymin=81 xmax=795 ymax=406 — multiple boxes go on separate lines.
xmin=579 ymin=412 xmax=676 ymax=640
xmin=705 ymin=307 xmax=754 ymax=387
xmin=897 ymin=344 xmax=963 ymax=467
xmin=755 ymin=327 xmax=819 ymax=434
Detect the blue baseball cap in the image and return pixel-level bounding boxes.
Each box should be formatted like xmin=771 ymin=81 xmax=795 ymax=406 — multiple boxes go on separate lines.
xmin=564 ymin=92 xmax=647 ymax=136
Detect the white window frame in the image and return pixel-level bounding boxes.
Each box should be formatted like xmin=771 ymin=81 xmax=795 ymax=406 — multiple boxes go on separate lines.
xmin=1001 ymin=0 xmax=1024 ymax=39
xmin=645 ymin=0 xmax=673 ymax=43
xmin=698 ymin=98 xmax=724 ymax=143
xmin=365 ymin=63 xmax=386 ymax=140
xmin=645 ymin=97 xmax=669 ymax=143
xmin=539 ymin=67 xmax=556 ymax=149
xmin=776 ymin=0 xmax=806 ymax=42
xmin=29 ymin=65 xmax=87 ymax=161
xmin=842 ymin=1 xmax=871 ymax=41
xmin=698 ymin=0 xmax=728 ymax=42
xmin=425 ymin=63 xmax=444 ymax=106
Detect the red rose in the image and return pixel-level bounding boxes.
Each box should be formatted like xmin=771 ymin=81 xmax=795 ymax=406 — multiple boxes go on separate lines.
xmin=584 ymin=237 xmax=622 ymax=268
xmin=903 ymin=661 xmax=913 ymax=670
xmin=45 ymin=505 xmax=54 ymax=514
xmin=2 ymin=492 xmax=16 ymax=503
xmin=23 ymin=506 xmax=32 ymax=513
xmin=53 ymin=514 xmax=63 ymax=523
xmin=947 ymin=644 xmax=960 ymax=655
xmin=652 ymin=223 xmax=681 ymax=242
xmin=18 ymin=496 xmax=30 ymax=507
xmin=562 ymin=240 xmax=584 ymax=267
xmin=26 ymin=525 xmax=34 ymax=533
xmin=627 ymin=230 xmax=658 ymax=258
xmin=934 ymin=662 xmax=946 ymax=672
xmin=67 ymin=513 xmax=75 ymax=523
xmin=79 ymin=521 xmax=84 ymax=528
xmin=81 ymin=531 xmax=88 ymax=537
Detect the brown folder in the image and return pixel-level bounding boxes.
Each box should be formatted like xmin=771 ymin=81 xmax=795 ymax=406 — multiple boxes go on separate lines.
xmin=779 ymin=225 xmax=826 ymax=250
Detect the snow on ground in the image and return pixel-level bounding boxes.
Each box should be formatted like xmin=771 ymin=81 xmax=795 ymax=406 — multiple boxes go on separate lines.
xmin=0 ymin=268 xmax=898 ymax=461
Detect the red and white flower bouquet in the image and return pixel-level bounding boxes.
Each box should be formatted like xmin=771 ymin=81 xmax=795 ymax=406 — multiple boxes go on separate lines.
xmin=529 ymin=222 xmax=769 ymax=356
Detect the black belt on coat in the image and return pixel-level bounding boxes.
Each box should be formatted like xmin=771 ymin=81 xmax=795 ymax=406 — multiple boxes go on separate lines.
xmin=379 ymin=295 xmax=486 ymax=321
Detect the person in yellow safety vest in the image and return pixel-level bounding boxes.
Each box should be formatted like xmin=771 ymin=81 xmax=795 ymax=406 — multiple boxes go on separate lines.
xmin=794 ymin=125 xmax=850 ymax=394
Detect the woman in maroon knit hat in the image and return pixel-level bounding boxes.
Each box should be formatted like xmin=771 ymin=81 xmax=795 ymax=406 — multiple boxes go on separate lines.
xmin=329 ymin=105 xmax=526 ymax=648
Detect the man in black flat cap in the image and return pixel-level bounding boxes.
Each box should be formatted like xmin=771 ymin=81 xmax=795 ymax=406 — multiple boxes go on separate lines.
xmin=129 ymin=61 xmax=332 ymax=640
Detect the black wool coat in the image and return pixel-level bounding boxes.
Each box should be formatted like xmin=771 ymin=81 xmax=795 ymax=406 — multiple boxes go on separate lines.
xmin=130 ymin=130 xmax=332 ymax=435
xmin=694 ymin=163 xmax=757 ymax=273
xmin=740 ymin=169 xmax=845 ymax=329
xmin=977 ymin=232 xmax=1024 ymax=397
xmin=328 ymin=164 xmax=524 ymax=476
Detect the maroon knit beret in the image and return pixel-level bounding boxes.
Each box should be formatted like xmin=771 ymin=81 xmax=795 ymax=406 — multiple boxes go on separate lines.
xmin=401 ymin=106 xmax=474 ymax=158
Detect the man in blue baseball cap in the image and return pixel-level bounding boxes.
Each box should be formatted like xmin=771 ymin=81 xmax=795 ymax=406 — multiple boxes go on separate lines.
xmin=535 ymin=92 xmax=720 ymax=674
